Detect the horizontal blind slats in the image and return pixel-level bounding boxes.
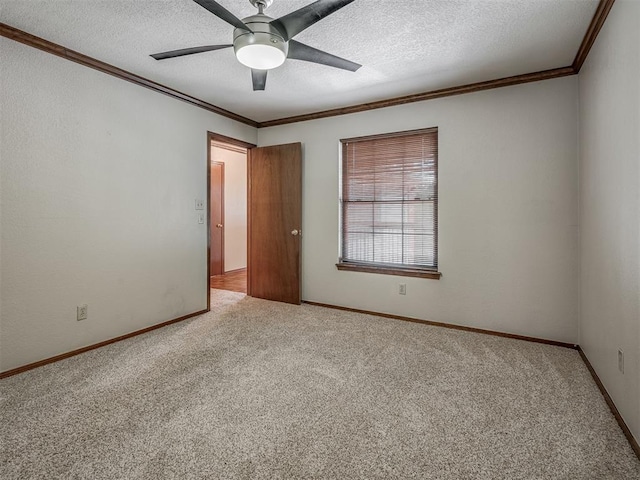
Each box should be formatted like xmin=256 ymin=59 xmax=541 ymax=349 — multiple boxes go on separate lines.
xmin=341 ymin=129 xmax=438 ymax=270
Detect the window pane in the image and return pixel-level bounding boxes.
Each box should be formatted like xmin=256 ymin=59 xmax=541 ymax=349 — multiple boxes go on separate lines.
xmin=343 ymin=202 xmax=373 ymax=233
xmin=375 ymin=165 xmax=403 ymax=201
xmin=344 ymin=169 xmax=374 ymax=201
xmin=403 ymin=201 xmax=435 ymax=235
xmin=343 ymin=232 xmax=374 ymax=263
xmin=373 ymin=202 xmax=402 ymax=234
xmin=374 ymin=233 xmax=403 ymax=264
xmin=403 ymin=234 xmax=435 ymax=266
xmin=404 ymin=167 xmax=436 ymax=201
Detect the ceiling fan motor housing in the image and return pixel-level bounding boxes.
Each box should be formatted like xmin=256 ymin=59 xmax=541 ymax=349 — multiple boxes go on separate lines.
xmin=233 ymin=14 xmax=288 ymax=68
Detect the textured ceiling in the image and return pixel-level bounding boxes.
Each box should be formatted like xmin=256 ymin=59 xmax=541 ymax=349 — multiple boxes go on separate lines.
xmin=1 ymin=0 xmax=599 ymax=122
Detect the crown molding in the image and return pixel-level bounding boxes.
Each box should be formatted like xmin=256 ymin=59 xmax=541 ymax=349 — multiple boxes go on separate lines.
xmin=0 ymin=22 xmax=258 ymax=128
xmin=257 ymin=67 xmax=575 ymax=128
xmin=1 ymin=0 xmax=616 ymax=129
xmin=573 ymin=0 xmax=616 ymax=72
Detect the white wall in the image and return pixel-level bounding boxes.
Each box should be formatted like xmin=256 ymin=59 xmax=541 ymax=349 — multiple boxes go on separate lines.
xmin=0 ymin=39 xmax=256 ymax=372
xmin=211 ymin=146 xmax=247 ymax=272
xmin=259 ymin=76 xmax=579 ymax=344
xmin=578 ymin=0 xmax=640 ymax=443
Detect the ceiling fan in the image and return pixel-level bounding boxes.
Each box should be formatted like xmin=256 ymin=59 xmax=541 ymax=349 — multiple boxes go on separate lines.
xmin=151 ymin=0 xmax=362 ymax=91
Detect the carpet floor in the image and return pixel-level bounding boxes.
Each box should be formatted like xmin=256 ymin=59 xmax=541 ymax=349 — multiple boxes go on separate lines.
xmin=1 ymin=289 xmax=639 ymax=479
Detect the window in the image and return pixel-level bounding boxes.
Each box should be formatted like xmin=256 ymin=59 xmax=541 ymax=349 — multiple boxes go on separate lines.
xmin=337 ymin=128 xmax=440 ymax=279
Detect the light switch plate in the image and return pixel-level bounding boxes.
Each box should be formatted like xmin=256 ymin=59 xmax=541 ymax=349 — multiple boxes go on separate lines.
xmin=198 ymin=213 xmax=205 ymax=224
xmin=77 ymin=304 xmax=88 ymax=321
xmin=618 ymin=350 xmax=624 ymax=373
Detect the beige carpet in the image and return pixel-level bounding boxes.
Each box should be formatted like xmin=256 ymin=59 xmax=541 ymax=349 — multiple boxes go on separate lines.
xmin=1 ymin=289 xmax=639 ymax=479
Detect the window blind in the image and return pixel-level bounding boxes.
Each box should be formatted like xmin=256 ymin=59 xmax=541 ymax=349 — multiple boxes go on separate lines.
xmin=340 ymin=128 xmax=438 ymax=270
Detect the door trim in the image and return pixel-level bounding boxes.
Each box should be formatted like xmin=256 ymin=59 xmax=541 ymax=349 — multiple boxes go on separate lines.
xmin=207 ymin=131 xmax=256 ymax=310
xmin=211 ymin=161 xmax=225 ymax=276
xmin=247 ymin=150 xmax=252 ymax=297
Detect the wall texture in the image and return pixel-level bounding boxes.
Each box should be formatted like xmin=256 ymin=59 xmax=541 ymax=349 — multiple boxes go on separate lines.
xmin=0 ymin=39 xmax=256 ymax=371
xmin=211 ymin=146 xmax=248 ymax=272
xmin=578 ymin=0 xmax=639 ymax=443
xmin=259 ymin=76 xmax=579 ymax=344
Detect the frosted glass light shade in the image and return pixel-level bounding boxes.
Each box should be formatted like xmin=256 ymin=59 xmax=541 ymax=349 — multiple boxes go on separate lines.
xmin=236 ymin=44 xmax=286 ymax=70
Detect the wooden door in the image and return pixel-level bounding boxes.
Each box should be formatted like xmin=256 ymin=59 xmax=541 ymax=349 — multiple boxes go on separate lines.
xmin=248 ymin=143 xmax=302 ymax=304
xmin=210 ymin=161 xmax=224 ymax=276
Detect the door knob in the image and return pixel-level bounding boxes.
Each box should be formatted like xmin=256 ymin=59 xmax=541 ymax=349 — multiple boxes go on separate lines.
xmin=216 ymin=224 xmax=223 ymax=228
xmin=291 ymin=229 xmax=299 ymax=236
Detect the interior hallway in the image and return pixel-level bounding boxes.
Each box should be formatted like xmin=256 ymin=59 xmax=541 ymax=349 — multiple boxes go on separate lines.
xmin=210 ymin=269 xmax=247 ymax=294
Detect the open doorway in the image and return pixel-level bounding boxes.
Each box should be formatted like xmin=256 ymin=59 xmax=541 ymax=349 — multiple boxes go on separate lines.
xmin=208 ymin=133 xmax=252 ymax=294
xmin=206 ymin=131 xmax=303 ymax=305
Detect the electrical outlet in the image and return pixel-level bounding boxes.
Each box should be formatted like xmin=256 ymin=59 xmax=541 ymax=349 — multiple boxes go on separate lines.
xmin=198 ymin=213 xmax=205 ymax=224
xmin=195 ymin=199 xmax=204 ymax=210
xmin=77 ymin=304 xmax=88 ymax=321
xmin=618 ymin=350 xmax=624 ymax=374
xmin=399 ymin=284 xmax=407 ymax=295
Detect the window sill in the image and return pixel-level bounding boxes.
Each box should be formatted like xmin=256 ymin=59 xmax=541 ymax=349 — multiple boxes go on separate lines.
xmin=336 ymin=263 xmax=442 ymax=279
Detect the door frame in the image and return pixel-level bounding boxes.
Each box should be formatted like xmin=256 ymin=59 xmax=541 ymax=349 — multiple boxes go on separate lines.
xmin=210 ymin=160 xmax=225 ymax=276
xmin=206 ymin=131 xmax=256 ymax=311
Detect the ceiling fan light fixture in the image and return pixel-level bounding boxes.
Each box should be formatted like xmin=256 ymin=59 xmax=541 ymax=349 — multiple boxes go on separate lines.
xmin=236 ymin=43 xmax=286 ymax=70
xmin=233 ymin=13 xmax=288 ymax=71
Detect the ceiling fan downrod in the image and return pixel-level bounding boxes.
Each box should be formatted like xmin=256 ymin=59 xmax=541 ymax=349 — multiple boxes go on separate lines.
xmin=249 ymin=0 xmax=273 ymax=15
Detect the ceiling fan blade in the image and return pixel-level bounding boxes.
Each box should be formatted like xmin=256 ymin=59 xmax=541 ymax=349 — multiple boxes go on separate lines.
xmin=288 ymin=40 xmax=361 ymax=72
xmin=270 ymin=0 xmax=355 ymax=41
xmin=193 ymin=0 xmax=252 ymax=31
xmin=150 ymin=44 xmax=232 ymax=60
xmin=252 ymin=69 xmax=268 ymax=91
